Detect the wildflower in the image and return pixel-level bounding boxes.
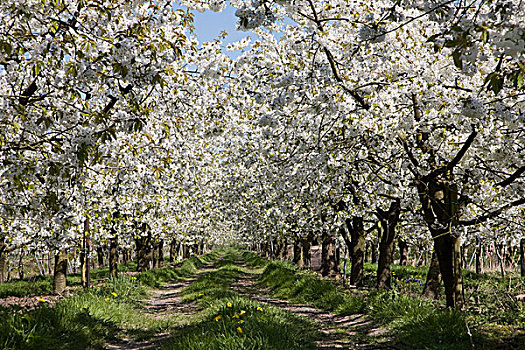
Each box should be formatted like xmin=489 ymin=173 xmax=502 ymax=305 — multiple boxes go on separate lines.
xmin=37 ymin=298 xmax=47 ymax=303
xmin=239 ymin=310 xmax=246 ymax=316
xmin=256 ymin=306 xmax=263 ymax=312
xmin=232 ymin=314 xmax=239 ymax=319
xmin=226 ymin=302 xmax=232 ymax=308
xmin=198 ymin=293 xmax=204 ymax=297
xmin=237 ymin=326 xmax=243 ymax=334
xmin=105 ymin=297 xmax=110 ymax=301
xmin=111 ymin=292 xmax=118 ymax=297
xmin=238 ymin=320 xmax=245 ymax=324
xmin=214 ymin=315 xmax=223 ymax=321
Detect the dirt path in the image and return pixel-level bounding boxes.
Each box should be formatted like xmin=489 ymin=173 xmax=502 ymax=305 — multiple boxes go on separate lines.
xmin=105 ymin=260 xmax=393 ymax=350
xmin=231 ymin=270 xmax=394 ymax=350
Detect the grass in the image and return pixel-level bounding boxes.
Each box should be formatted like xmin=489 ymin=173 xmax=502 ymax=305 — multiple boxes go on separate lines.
xmin=164 ymin=251 xmax=320 ymax=350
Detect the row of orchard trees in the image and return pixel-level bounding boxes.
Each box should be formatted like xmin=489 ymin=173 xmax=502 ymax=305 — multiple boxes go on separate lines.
xmin=0 ymin=0 xmax=524 ymax=308
xmin=0 ymin=0 xmax=241 ymax=292
xmin=212 ymin=0 xmax=525 ymax=308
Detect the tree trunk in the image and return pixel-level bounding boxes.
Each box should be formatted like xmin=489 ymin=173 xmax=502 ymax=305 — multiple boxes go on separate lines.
xmin=157 ymin=239 xmax=164 ymax=267
xmin=520 ymin=238 xmax=525 ymax=277
xmin=152 ymin=240 xmax=159 ymax=268
xmin=109 ymin=237 xmax=118 ymax=278
xmin=371 ymin=239 xmax=378 ymax=264
xmin=53 ymin=250 xmax=68 ymax=295
xmin=293 ymin=240 xmax=303 ymax=266
xmin=342 ymin=217 xmax=365 ymax=287
xmin=135 ymin=230 xmax=152 ymax=272
xmin=169 ymin=239 xmax=177 ymax=263
xmin=398 ymin=239 xmax=409 ymax=266
xmin=475 ymin=240 xmax=484 ymax=274
xmin=97 ymin=246 xmax=104 ymax=268
xmin=321 ymin=231 xmax=338 ymax=277
xmin=80 ymin=218 xmax=90 ymax=288
xmin=376 ymin=200 xmax=401 ymax=289
xmin=418 ymin=179 xmax=463 ymax=308
xmin=302 ymin=233 xmax=314 ymax=268
xmin=423 ymin=250 xmax=441 ymax=299
xmin=0 ymin=237 xmax=7 ymax=284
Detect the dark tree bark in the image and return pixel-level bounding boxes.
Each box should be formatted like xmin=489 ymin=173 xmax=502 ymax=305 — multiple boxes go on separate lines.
xmin=398 ymin=239 xmax=409 ymax=266
xmin=97 ymin=246 xmax=104 ymax=268
xmin=293 ymin=240 xmax=303 ymax=266
xmin=157 ymin=239 xmax=164 ymax=267
xmin=321 ymin=231 xmax=338 ymax=277
xmin=376 ymin=200 xmax=401 ymax=289
xmin=475 ymin=240 xmax=484 ymax=274
xmin=53 ymin=250 xmax=68 ymax=295
xmin=423 ymin=251 xmax=441 ymax=299
xmin=109 ymin=237 xmax=118 ymax=278
xmin=520 ymin=238 xmax=525 ymax=277
xmin=135 ymin=225 xmax=152 ymax=272
xmin=169 ymin=239 xmax=177 ymax=263
xmin=371 ymin=239 xmax=378 ymax=264
xmin=0 ymin=237 xmax=7 ymax=283
xmin=342 ymin=217 xmax=365 ymax=287
xmin=301 ymin=232 xmax=314 ymax=268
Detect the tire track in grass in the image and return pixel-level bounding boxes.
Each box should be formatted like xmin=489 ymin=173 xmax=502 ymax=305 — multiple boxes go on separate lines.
xmin=231 ymin=267 xmax=395 ymax=350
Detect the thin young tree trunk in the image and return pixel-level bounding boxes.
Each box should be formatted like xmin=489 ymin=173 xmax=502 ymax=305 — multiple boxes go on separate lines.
xmin=371 ymin=239 xmax=378 ymax=264
xmin=423 ymin=250 xmax=441 ymax=299
xmin=53 ymin=250 xmax=68 ymax=295
xmin=321 ymin=231 xmax=338 ymax=277
xmin=97 ymin=246 xmax=104 ymax=268
xmin=302 ymin=233 xmax=314 ymax=268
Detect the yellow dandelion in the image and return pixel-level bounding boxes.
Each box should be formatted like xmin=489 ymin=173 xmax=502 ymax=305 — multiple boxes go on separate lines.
xmin=237 ymin=326 xmax=243 ymax=334
xmin=226 ymin=302 xmax=232 ymax=308
xmin=256 ymin=306 xmax=263 ymax=312
xmin=111 ymin=292 xmax=118 ymax=297
xmin=232 ymin=314 xmax=239 ymax=319
xmin=198 ymin=293 xmax=204 ymax=297
xmin=105 ymin=297 xmax=110 ymax=301
xmin=37 ymin=298 xmax=47 ymax=303
xmin=214 ymin=315 xmax=222 ymax=322
xmin=238 ymin=320 xmax=245 ymax=324
xmin=239 ymin=310 xmax=246 ymax=316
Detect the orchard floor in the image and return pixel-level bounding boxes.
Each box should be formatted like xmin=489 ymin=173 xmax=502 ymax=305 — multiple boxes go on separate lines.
xmin=104 ymin=254 xmax=392 ymax=350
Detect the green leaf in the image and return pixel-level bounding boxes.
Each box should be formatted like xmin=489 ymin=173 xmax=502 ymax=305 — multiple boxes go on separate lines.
xmin=452 ymin=49 xmax=462 ymax=69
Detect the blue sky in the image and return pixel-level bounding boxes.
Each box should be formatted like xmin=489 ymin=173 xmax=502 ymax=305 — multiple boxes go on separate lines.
xmin=189 ymin=4 xmax=256 ymax=58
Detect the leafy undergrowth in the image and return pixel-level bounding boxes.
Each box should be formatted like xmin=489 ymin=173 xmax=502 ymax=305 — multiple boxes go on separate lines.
xmin=0 ymin=251 xmax=221 ymax=350
xmin=259 ymin=260 xmax=525 ymax=349
xmin=164 ymin=252 xmax=319 ymax=350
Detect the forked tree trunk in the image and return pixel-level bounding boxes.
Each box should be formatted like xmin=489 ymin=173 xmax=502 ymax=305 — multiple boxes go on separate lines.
xmin=376 ymin=200 xmax=401 ymax=289
xmin=109 ymin=237 xmax=118 ymax=278
xmin=53 ymin=250 xmax=68 ymax=295
xmin=423 ymin=250 xmax=442 ymax=299
xmin=398 ymin=239 xmax=409 ymax=266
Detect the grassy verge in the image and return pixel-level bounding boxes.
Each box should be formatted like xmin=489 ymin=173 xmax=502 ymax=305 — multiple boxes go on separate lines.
xmin=0 ymin=251 xmax=222 ymax=349
xmin=259 ymin=260 xmax=524 ymax=349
